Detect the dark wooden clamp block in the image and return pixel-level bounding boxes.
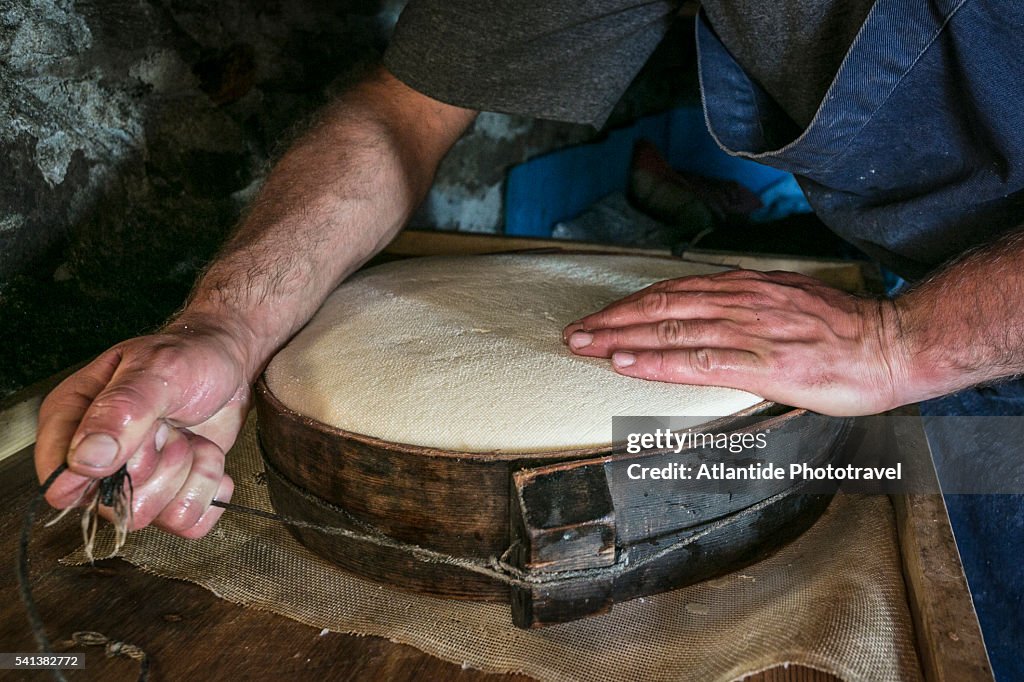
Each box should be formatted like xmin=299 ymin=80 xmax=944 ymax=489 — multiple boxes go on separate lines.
xmin=508 ymin=413 xmax=853 ymax=628
xmin=509 ymin=463 xmax=617 ymax=628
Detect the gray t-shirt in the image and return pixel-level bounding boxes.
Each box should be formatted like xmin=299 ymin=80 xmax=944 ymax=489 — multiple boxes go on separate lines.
xmin=383 ymin=0 xmax=875 ymax=129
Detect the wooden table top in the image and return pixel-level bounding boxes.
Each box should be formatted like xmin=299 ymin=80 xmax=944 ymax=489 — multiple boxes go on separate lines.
xmin=0 ymin=445 xmax=836 ymax=682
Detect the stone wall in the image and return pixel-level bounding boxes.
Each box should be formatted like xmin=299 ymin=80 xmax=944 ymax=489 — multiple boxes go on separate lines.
xmin=0 ymin=0 xmax=695 ymax=397
xmin=0 ymin=0 xmax=393 ymax=395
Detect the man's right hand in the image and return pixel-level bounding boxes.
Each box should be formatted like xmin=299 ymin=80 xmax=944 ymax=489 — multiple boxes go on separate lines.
xmin=34 ymin=316 xmax=252 ymax=538
xmin=33 ymin=65 xmax=476 ymax=541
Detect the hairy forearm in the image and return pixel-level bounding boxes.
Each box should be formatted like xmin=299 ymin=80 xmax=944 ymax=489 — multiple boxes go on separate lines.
xmin=34 ymin=69 xmax=475 ymax=529
xmin=171 ymin=68 xmax=475 ymax=379
xmin=893 ymin=227 xmax=1024 ymax=402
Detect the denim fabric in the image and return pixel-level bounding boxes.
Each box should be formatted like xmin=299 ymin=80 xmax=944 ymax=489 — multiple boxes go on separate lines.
xmin=921 ymin=391 xmax=1024 ymax=681
xmin=696 ymin=3 xmax=1024 ymax=677
xmin=883 ymin=265 xmax=1022 ymax=680
xmin=697 ymin=0 xmax=1024 ymax=281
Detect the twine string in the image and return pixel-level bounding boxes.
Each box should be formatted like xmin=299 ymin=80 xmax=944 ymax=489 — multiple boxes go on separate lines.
xmin=21 ymin=462 xmax=800 ymax=681
xmin=18 ymin=464 xmax=149 ymax=682
xmin=210 ymin=486 xmax=796 ymax=589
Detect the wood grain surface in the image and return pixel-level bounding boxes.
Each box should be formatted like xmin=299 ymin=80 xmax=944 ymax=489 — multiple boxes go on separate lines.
xmin=0 ymin=444 xmax=837 ymax=681
xmin=0 ymin=240 xmax=985 ymax=681
xmin=0 ymin=447 xmax=530 ymax=682
xmin=383 ymin=230 xmax=868 ymax=293
xmin=257 ymin=376 xmax=852 ymax=616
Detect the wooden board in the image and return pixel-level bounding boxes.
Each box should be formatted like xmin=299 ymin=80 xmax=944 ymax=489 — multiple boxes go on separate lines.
xmin=878 ymin=416 xmax=993 ymax=682
xmin=255 ymin=373 xmax=849 ymax=619
xmin=0 ymin=363 xmax=82 ymax=464
xmin=0 ymin=401 xmax=988 ymax=680
xmin=384 ymin=230 xmax=869 ymax=293
xmin=505 ymin=411 xmax=851 ymax=626
xmin=0 ymin=445 xmax=535 ymax=682
xmin=1 ymin=238 xmax=990 ymax=680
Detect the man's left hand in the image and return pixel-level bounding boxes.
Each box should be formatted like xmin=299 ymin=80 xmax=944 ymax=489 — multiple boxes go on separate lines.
xmin=563 ymin=269 xmax=910 ymax=416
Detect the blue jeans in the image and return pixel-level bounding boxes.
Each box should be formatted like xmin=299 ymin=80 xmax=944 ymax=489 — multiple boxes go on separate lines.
xmin=922 ymin=386 xmax=1024 ymax=681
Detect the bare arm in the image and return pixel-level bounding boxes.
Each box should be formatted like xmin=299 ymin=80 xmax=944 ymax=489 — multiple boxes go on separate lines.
xmin=893 ymin=228 xmax=1024 ymax=402
xmin=564 ymin=227 xmax=1024 ymax=416
xmin=187 ymin=68 xmax=477 ymax=376
xmin=36 ymin=67 xmax=477 ymax=536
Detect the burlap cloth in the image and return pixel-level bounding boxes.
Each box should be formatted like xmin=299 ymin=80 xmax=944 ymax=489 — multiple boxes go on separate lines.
xmin=64 ymin=417 xmax=923 ymax=681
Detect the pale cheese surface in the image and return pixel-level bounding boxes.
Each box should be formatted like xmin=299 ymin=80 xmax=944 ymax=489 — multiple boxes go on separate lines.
xmin=265 ymin=254 xmax=762 ymax=452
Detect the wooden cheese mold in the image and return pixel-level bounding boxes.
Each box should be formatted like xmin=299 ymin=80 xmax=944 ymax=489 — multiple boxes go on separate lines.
xmin=255 ymin=378 xmax=854 ymax=628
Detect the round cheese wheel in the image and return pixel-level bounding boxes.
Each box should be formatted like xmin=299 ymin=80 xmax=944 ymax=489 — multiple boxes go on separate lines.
xmin=264 ymin=253 xmax=762 ymax=453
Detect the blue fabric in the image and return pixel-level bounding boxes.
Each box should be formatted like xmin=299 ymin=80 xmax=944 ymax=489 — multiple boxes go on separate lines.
xmin=901 ymin=278 xmax=1024 ymax=682
xmin=697 ymin=0 xmax=1024 ymax=281
xmin=921 ymin=391 xmax=1024 ymax=681
xmin=696 ymin=4 xmax=1024 ymax=677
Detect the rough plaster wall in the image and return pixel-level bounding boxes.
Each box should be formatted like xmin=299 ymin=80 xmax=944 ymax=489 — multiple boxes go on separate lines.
xmin=0 ymin=0 xmax=402 ymax=395
xmin=0 ymin=0 xmax=694 ymax=397
xmin=0 ymin=0 xmax=603 ymax=282
xmin=0 ymin=0 xmax=395 ymax=279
